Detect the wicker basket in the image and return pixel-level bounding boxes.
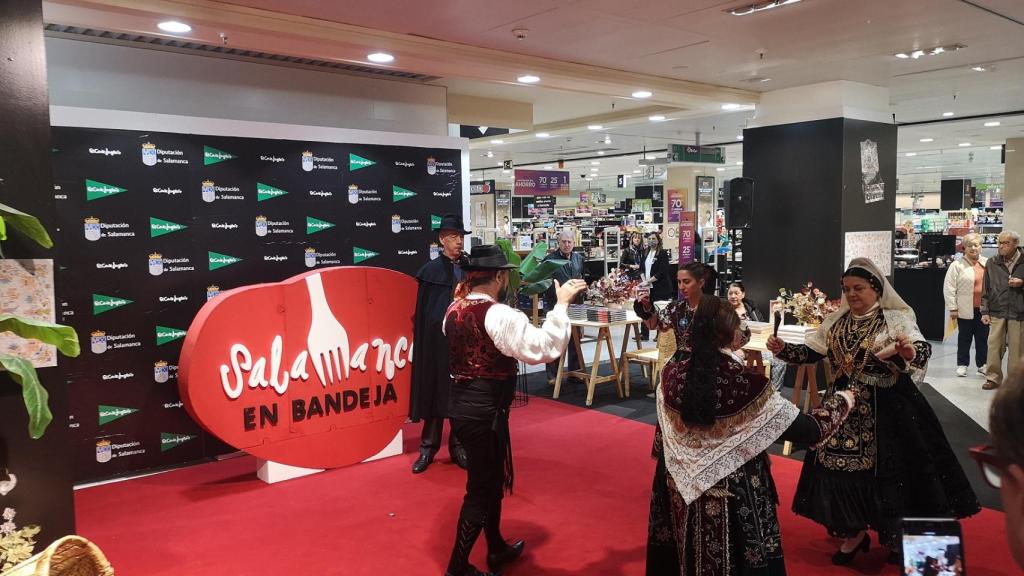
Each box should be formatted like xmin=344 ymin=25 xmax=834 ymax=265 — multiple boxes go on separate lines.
xmin=1 ymin=536 xmax=113 ymax=576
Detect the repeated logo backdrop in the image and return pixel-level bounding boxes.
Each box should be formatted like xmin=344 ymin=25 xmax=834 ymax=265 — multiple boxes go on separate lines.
xmin=52 ymin=127 xmax=462 ymax=482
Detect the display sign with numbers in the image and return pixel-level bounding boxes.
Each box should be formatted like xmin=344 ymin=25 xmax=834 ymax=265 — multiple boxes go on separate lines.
xmin=514 ymin=169 xmax=570 ymax=196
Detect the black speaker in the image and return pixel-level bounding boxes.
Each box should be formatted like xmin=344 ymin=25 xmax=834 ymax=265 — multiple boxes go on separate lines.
xmin=724 ymin=177 xmax=753 ymax=229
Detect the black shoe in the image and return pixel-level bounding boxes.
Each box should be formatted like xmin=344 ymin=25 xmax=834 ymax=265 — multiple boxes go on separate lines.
xmin=444 ymin=565 xmax=497 ymax=576
xmin=451 ymin=445 xmax=469 ymax=470
xmin=487 ymin=539 xmax=524 ymax=571
xmin=831 ymin=532 xmax=870 ymax=566
xmin=887 ymin=549 xmax=900 ymax=565
xmin=412 ymin=452 xmax=434 ymax=474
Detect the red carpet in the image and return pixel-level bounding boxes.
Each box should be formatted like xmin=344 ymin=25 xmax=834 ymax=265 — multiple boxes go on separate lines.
xmin=75 ymin=397 xmax=1012 ymax=575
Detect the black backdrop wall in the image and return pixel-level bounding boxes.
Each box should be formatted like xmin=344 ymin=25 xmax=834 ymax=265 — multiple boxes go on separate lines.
xmin=0 ymin=0 xmax=77 ymax=549
xmin=51 ymin=127 xmax=463 ymax=482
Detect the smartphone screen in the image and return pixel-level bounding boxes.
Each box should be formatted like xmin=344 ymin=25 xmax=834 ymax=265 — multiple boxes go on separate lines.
xmin=901 ymin=518 xmax=965 ymax=575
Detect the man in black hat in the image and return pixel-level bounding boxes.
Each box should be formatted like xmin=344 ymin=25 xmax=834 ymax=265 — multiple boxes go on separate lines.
xmin=442 ymin=244 xmax=586 ymax=576
xmin=409 ymin=213 xmax=471 ymax=474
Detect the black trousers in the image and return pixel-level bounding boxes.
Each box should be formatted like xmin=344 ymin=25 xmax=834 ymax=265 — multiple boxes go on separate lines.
xmin=451 ymin=417 xmax=506 ymax=531
xmin=419 ymin=417 xmax=462 ymax=457
xmin=957 ymin=309 xmax=989 ymax=368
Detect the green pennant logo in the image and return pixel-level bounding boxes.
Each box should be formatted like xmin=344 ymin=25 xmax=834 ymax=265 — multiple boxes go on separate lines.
xmin=150 ymin=217 xmax=188 ymax=238
xmin=431 ymin=214 xmax=442 ymax=230
xmin=350 ymin=153 xmax=375 ymax=171
xmin=98 ymin=404 xmax=139 ymax=425
xmin=208 ymin=251 xmax=242 ymax=270
xmin=306 ymin=216 xmax=335 ymax=235
xmin=204 ymin=145 xmax=236 ymax=166
xmin=155 ymin=325 xmax=187 ymax=346
xmin=257 ymin=182 xmax=289 ymax=202
xmin=393 ymin=185 xmax=417 ymax=202
xmin=353 ymin=246 xmax=379 ymax=264
xmin=92 ymin=293 xmax=133 ymax=315
xmin=86 ymin=179 xmax=126 ymax=201
xmin=160 ymin=432 xmax=198 ymax=452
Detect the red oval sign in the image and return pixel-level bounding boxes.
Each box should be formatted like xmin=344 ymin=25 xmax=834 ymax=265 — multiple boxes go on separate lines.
xmin=179 ymin=266 xmax=415 ymax=468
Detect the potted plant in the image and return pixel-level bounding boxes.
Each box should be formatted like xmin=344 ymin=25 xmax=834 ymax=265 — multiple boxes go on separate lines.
xmin=0 ymin=203 xmax=80 ymax=440
xmin=495 ymin=239 xmax=568 ymax=308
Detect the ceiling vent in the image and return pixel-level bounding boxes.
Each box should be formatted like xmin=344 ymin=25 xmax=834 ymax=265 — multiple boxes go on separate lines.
xmin=43 ymin=23 xmax=442 ymax=83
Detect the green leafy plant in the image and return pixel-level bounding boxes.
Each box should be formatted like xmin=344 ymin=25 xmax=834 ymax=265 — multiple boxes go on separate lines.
xmin=495 ymin=239 xmax=568 ymax=301
xmin=0 ymin=202 xmax=80 ymax=439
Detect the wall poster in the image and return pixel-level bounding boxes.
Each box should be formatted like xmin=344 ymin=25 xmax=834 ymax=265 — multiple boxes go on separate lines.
xmin=860 ymin=139 xmax=885 ymax=204
xmin=52 ymin=126 xmax=462 ymax=481
xmin=844 ymin=230 xmax=893 ymax=276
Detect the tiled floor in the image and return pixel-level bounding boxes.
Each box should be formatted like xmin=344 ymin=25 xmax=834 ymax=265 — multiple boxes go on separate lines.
xmin=532 ymin=324 xmax=1003 ymax=432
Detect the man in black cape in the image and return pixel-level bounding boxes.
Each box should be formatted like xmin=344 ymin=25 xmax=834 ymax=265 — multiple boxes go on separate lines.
xmin=410 ymin=213 xmax=471 ymax=474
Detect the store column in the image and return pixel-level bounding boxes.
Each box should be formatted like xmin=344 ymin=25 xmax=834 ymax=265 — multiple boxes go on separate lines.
xmin=741 ymin=81 xmax=897 ymax=307
xmin=1005 ymin=138 xmax=1024 ymax=234
xmin=0 ymin=0 xmax=77 ymax=552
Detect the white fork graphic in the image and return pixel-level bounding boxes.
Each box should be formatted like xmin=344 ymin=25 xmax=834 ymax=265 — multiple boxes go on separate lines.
xmin=305 ymin=273 xmax=350 ymax=386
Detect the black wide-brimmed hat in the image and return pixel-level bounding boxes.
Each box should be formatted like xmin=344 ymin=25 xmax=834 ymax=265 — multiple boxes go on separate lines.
xmin=461 ymin=244 xmax=517 ymax=271
xmin=438 ymin=213 xmax=471 ymax=235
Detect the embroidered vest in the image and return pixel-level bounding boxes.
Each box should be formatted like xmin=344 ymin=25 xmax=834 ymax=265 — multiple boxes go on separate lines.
xmin=445 ymin=299 xmax=518 ymax=381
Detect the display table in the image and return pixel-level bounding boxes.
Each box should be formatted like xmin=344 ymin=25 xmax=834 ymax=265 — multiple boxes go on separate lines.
xmin=553 ymin=312 xmax=644 ymax=406
xmin=894 ymin=266 xmax=947 ymax=341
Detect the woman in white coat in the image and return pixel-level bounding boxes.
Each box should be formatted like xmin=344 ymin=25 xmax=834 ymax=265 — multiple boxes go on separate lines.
xmin=943 ymin=233 xmax=989 ymax=376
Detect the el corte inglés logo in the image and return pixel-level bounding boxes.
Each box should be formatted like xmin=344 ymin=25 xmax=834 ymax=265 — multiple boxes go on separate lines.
xmin=85 ymin=179 xmax=126 ymax=201
xmin=203 ymin=145 xmax=236 ymax=166
xmin=349 ymin=153 xmax=375 ymax=171
xmin=392 ymin=185 xmax=416 ymax=202
xmin=208 ymin=251 xmax=242 ymax=271
xmin=306 ymin=216 xmax=335 ymax=235
xmin=161 ymin=432 xmax=198 ymax=452
xmin=93 ymin=293 xmax=133 ymax=315
xmin=257 ymin=182 xmax=289 ymax=202
xmin=156 ymin=325 xmax=187 ymax=346
xmin=352 ymin=246 xmax=379 ymax=264
xmin=98 ymin=405 xmax=139 ymax=425
xmin=150 ymin=217 xmax=188 ymax=238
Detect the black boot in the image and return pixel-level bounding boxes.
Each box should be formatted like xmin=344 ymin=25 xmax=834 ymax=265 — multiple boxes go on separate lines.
xmin=831 ymin=532 xmax=870 ymax=566
xmin=446 ymin=517 xmax=489 ymax=576
xmin=487 ymin=540 xmax=524 ymax=572
xmin=450 ymin=443 xmax=469 ymax=470
xmin=485 ymin=498 xmax=523 ymax=571
xmin=412 ymin=451 xmax=434 ymax=474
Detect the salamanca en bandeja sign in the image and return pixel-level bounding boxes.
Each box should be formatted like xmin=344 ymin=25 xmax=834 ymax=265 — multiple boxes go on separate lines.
xmin=178 ymin=266 xmax=415 ymax=469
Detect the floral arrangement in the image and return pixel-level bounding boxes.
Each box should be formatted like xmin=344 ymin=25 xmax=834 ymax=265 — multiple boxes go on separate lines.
xmin=586 ymin=268 xmax=639 ymax=307
xmin=0 ymin=507 xmax=40 ymax=571
xmin=778 ymin=283 xmax=841 ymax=326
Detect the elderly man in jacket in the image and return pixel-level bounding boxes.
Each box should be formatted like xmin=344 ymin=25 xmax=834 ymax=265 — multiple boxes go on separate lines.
xmin=981 ymin=230 xmax=1024 ymax=390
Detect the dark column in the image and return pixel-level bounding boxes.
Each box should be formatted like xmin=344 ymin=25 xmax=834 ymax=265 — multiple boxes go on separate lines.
xmin=0 ymin=0 xmax=76 ymax=548
xmin=743 ymin=117 xmax=897 ymax=308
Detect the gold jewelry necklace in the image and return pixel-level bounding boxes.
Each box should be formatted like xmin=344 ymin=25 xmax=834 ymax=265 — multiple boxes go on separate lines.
xmin=827 ymin=310 xmax=885 ymax=378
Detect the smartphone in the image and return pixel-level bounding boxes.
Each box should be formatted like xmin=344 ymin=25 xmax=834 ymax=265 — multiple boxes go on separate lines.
xmin=901 ymin=518 xmax=965 ymax=575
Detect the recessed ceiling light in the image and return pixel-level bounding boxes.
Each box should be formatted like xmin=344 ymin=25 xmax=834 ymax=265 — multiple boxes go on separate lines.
xmin=536 ymin=132 xmax=550 ymax=138
xmin=958 ymin=142 xmax=972 ymax=147
xmin=895 ymin=53 xmax=909 ymax=59
xmin=649 ymin=115 xmax=666 ymax=121
xmin=942 ymin=112 xmax=955 ymax=117
xmin=587 ymin=125 xmax=603 ymax=130
xmin=585 ymin=177 xmax=593 ymax=181
xmin=517 ymin=75 xmax=540 ymax=84
xmin=905 ymin=152 xmax=917 ymax=157
xmin=736 ymin=161 xmax=744 ymax=165
xmin=971 ymin=66 xmax=987 ymax=72
xmin=633 ymin=169 xmax=641 ymax=174
xmin=591 ymin=161 xmax=600 ymax=165
xmin=490 ymin=139 xmax=504 ymax=144
xmin=591 ymin=168 xmax=599 ymax=172
xmin=367 ymin=52 xmax=394 ymax=63
xmin=604 ymin=136 xmax=612 ymax=144
xmin=157 ymin=20 xmax=192 ymax=33
xmin=632 ymin=90 xmax=653 ymax=99
xmin=984 ymin=121 xmax=1001 ymax=127
xmin=544 ymin=165 xmax=553 ymax=169
xmin=716 ymin=167 xmax=726 ymax=172
xmin=759 ymin=77 xmax=772 ymax=82
xmin=486 ymin=151 xmax=494 ymax=158
xmin=728 ymin=0 xmax=802 ymax=16
xmin=920 ymin=138 xmax=934 ymax=143
xmin=721 ymin=103 xmax=743 ymax=111
xmin=737 ymin=135 xmax=744 ymax=141
xmin=990 ymin=145 xmax=1002 ymax=150
xmin=597 ymin=151 xmax=605 ymax=155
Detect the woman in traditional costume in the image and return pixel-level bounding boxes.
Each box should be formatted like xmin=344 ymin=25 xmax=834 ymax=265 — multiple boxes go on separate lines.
xmin=635 ymin=293 xmax=855 ymax=575
xmin=767 ymin=257 xmax=980 ymax=566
